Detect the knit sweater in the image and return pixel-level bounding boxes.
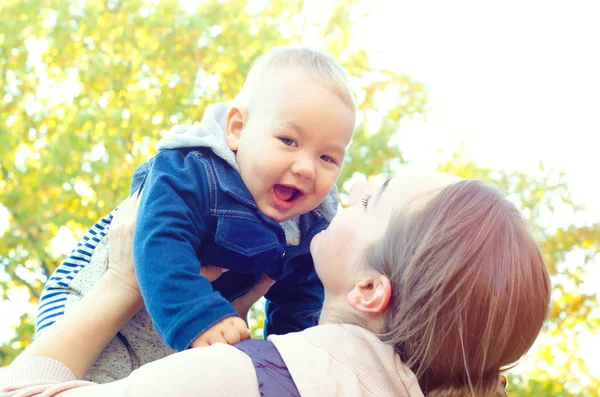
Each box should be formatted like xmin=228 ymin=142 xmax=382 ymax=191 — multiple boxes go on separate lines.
xmin=0 ymin=324 xmax=424 ymax=397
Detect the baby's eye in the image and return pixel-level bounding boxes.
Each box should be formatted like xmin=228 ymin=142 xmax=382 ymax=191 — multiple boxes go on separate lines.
xmin=320 ymin=155 xmax=337 ymax=164
xmin=280 ymin=138 xmax=297 ymax=147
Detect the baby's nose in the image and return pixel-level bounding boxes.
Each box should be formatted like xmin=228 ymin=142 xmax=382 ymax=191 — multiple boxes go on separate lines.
xmin=291 ymin=159 xmax=316 ymax=180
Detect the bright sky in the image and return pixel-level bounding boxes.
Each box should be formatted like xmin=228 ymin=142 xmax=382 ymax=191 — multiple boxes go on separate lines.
xmin=2 ymin=0 xmax=599 ymax=380
xmin=354 ymin=0 xmax=600 ymax=217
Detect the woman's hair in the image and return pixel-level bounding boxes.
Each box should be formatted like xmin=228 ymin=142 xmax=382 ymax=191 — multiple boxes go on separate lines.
xmin=365 ymin=179 xmax=551 ymax=397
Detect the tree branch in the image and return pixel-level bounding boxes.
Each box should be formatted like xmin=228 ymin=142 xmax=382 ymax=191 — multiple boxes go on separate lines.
xmin=11 ymin=271 xmax=40 ymax=300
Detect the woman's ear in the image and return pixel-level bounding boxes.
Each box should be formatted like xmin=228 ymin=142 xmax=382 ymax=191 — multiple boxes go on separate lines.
xmin=225 ymin=106 xmax=248 ymax=151
xmin=346 ymin=274 xmax=391 ymax=314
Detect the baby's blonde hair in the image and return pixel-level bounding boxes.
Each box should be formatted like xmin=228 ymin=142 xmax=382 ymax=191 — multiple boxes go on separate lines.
xmin=234 ymin=46 xmax=356 ymax=113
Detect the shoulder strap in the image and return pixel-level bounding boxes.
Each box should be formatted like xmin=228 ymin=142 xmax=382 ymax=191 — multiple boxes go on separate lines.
xmin=234 ymin=339 xmax=301 ymax=397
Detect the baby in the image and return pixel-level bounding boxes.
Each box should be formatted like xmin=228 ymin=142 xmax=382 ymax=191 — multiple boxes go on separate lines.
xmin=35 ymin=46 xmax=356 ymax=382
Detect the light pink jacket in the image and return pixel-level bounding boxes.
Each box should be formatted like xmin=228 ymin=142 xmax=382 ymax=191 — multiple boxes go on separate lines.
xmin=0 ymin=324 xmax=424 ymax=397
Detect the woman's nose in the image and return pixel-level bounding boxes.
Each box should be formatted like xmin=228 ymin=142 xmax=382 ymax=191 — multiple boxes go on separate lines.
xmin=348 ymin=181 xmax=378 ymax=206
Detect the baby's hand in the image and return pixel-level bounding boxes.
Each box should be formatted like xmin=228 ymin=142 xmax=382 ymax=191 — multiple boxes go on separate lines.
xmin=190 ymin=317 xmax=250 ymax=348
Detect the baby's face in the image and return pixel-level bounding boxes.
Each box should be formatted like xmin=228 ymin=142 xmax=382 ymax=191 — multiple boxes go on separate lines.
xmin=233 ymin=70 xmax=355 ymax=222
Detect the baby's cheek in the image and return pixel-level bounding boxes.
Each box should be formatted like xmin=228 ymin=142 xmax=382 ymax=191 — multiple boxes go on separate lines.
xmin=305 ymin=190 xmax=331 ymax=214
xmin=319 ymin=173 xmax=339 ymax=195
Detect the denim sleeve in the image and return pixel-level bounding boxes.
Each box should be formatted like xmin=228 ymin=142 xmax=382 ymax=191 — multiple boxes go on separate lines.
xmin=134 ymin=150 xmax=237 ymax=351
xmin=263 ymin=267 xmax=324 ymax=337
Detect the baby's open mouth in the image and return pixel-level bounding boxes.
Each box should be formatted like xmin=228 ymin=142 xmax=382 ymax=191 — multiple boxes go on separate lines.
xmin=273 ymin=184 xmax=303 ymax=202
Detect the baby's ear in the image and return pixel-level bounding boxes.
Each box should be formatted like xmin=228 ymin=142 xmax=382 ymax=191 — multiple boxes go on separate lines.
xmin=225 ymin=106 xmax=248 ymax=151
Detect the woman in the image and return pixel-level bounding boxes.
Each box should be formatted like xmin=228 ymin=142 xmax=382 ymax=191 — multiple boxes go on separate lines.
xmin=0 ymin=173 xmax=551 ymax=396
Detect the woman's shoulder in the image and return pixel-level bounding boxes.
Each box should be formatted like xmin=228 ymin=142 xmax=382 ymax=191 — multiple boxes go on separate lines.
xmin=269 ymin=324 xmax=424 ymax=397
xmin=124 ymin=344 xmax=260 ymax=396
xmin=0 ymin=355 xmax=76 ymax=384
xmin=0 ymin=356 xmax=93 ymax=396
xmin=271 ymin=323 xmax=383 ymax=345
xmin=0 ymin=345 xmax=260 ymax=397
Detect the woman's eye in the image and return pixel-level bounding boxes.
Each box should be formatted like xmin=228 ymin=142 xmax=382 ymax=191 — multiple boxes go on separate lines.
xmin=320 ymin=155 xmax=337 ymax=164
xmin=361 ymin=194 xmax=372 ymax=208
xmin=280 ymin=138 xmax=297 ymax=147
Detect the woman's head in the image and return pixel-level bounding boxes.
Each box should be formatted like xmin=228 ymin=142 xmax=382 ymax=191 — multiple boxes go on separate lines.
xmin=311 ymin=173 xmax=551 ymax=397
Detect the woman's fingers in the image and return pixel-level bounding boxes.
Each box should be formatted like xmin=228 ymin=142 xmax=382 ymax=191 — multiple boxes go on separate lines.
xmin=199 ymin=266 xmax=274 ymax=322
xmin=231 ymin=274 xmax=276 ymax=321
xmin=107 ymin=190 xmax=143 ymax=294
xmin=110 ymin=191 xmax=142 ymax=234
xmin=248 ymin=274 xmax=276 ymax=301
xmin=200 ymin=265 xmax=228 ymax=282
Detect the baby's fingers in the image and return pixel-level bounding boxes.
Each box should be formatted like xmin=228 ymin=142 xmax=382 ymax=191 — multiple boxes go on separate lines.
xmin=191 ymin=336 xmax=210 ymax=348
xmin=231 ymin=318 xmax=251 ymax=341
xmin=223 ymin=326 xmax=243 ymax=345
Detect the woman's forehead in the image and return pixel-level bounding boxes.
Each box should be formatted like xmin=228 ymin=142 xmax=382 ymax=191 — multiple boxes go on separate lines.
xmin=397 ymin=171 xmax=460 ymax=187
xmin=378 ymin=172 xmax=461 ymax=210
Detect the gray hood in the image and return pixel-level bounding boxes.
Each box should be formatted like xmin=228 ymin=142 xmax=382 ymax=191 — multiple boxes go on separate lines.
xmin=157 ymin=103 xmax=239 ymax=172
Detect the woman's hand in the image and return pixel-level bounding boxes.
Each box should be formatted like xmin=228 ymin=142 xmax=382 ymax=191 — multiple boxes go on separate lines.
xmin=231 ymin=274 xmax=275 ymax=323
xmin=200 ymin=266 xmax=275 ymax=324
xmin=107 ymin=191 xmax=143 ymax=299
xmin=17 ymin=192 xmax=146 ymax=378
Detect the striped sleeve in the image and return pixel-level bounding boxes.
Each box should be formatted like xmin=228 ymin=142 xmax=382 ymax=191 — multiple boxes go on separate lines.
xmin=35 ymin=211 xmax=114 ymax=336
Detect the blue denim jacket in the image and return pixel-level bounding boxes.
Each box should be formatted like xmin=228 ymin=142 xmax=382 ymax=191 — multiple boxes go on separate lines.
xmin=131 ymin=147 xmax=331 ymax=352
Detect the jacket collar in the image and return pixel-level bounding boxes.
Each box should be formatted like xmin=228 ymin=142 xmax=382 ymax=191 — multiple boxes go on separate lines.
xmin=209 ymin=155 xmax=257 ymax=209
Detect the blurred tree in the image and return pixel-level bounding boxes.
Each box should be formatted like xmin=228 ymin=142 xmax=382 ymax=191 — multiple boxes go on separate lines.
xmin=0 ymin=0 xmax=427 ymax=364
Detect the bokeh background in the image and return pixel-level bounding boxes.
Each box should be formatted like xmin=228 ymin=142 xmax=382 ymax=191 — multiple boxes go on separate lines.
xmin=1 ymin=0 xmax=599 ymax=395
